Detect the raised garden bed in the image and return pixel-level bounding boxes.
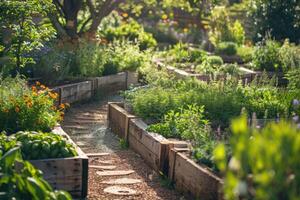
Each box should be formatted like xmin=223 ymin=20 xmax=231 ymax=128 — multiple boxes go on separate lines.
xmin=26 ymin=126 xmax=88 ymax=199
xmin=51 ymin=71 xmax=138 ymax=105
xmin=155 ymin=60 xmax=286 ymax=85
xmin=107 ymin=102 xmax=223 ymax=199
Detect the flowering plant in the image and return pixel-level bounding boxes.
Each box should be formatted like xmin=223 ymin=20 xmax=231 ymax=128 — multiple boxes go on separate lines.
xmin=0 ymin=77 xmax=67 ymax=133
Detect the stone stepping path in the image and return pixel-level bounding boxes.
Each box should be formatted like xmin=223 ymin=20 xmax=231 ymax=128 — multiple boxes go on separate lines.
xmin=96 ymin=170 xmax=135 ymax=176
xmin=62 ymin=96 xmax=183 ymax=199
xmin=86 ymin=153 xmax=110 ymax=157
xmin=104 ymin=186 xmax=138 ymax=196
xmin=89 ymin=165 xmax=117 ymax=170
xmin=101 ymin=178 xmax=142 ymax=185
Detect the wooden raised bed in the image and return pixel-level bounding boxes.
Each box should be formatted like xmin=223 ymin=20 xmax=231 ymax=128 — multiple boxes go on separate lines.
xmin=169 ymin=149 xmax=223 ymax=200
xmin=29 ymin=126 xmax=88 ymax=199
xmin=107 ymin=102 xmax=223 ymax=199
xmin=51 ymin=71 xmax=139 ymax=105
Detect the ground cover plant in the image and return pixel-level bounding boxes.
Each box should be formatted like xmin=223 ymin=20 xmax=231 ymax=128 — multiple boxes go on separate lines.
xmin=0 ymin=76 xmax=64 ymax=133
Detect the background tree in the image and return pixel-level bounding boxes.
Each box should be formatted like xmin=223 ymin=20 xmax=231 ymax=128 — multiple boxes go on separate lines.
xmin=0 ymin=0 xmax=55 ymax=72
xmin=248 ymin=0 xmax=300 ymax=43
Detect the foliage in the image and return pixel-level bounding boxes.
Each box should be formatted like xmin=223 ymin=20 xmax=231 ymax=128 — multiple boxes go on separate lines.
xmin=279 ymin=39 xmax=300 ymax=71
xmin=34 ymin=40 xmax=151 ymax=80
xmin=0 ymin=76 xmax=63 ymax=133
xmin=33 ymin=46 xmax=76 ymax=85
xmin=126 ymin=72 xmax=295 ymax=129
xmin=0 ymin=146 xmax=72 ymax=200
xmin=147 ymin=104 xmax=210 ymax=140
xmin=214 ymin=117 xmax=300 ymax=199
xmin=253 ymin=38 xmax=300 ymax=72
xmin=0 ymin=0 xmax=55 ymax=70
xmin=195 ymin=55 xmax=224 ymax=75
xmin=237 ymin=45 xmax=254 ymax=63
xmin=286 ymin=68 xmax=300 ymax=92
xmin=215 ymin=42 xmax=238 ymax=56
xmin=101 ymin=19 xmax=157 ymax=50
xmin=247 ymin=0 xmax=300 ymax=43
xmin=252 ymin=39 xmax=282 ymax=71
xmin=208 ymin=6 xmax=245 ymax=46
xmin=15 ymin=131 xmax=77 ymax=160
xmin=164 ymin=43 xmax=207 ymax=64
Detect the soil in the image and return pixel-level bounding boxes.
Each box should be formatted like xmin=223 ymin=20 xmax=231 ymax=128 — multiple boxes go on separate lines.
xmin=61 ymin=95 xmax=187 ymax=200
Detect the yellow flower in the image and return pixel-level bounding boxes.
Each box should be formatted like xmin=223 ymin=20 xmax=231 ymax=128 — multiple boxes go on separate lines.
xmin=26 ymin=102 xmax=33 ymax=108
xmin=183 ymin=28 xmax=189 ymax=33
xmin=36 ymin=81 xmax=41 ymax=86
xmin=40 ymin=84 xmax=46 ymax=89
xmin=122 ymin=12 xmax=128 ymax=18
xmin=161 ymin=14 xmax=168 ymax=20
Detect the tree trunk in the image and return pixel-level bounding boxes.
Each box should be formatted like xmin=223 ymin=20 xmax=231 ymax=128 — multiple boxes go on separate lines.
xmin=63 ymin=0 xmax=82 ymax=39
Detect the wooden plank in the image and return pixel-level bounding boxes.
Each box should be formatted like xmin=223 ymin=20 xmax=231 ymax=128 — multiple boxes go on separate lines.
xmin=173 ymin=152 xmax=223 ymax=200
xmin=128 ymin=133 xmax=159 ymax=171
xmin=129 ymin=119 xmax=168 ymax=156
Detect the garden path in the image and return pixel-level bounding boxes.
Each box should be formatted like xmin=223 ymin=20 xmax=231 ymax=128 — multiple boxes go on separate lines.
xmin=61 ymin=95 xmax=185 ymax=200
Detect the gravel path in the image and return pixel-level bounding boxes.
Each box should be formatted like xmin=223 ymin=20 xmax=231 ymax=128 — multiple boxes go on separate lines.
xmin=61 ymin=96 xmax=185 ymax=200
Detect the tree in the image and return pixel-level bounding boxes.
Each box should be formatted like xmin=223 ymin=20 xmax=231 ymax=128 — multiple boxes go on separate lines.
xmin=0 ymin=0 xmax=55 ymax=71
xmin=49 ymin=0 xmax=126 ymax=40
xmin=248 ymin=0 xmax=300 ymax=43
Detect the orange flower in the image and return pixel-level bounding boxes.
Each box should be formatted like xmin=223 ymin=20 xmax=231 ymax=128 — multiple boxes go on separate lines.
xmin=59 ymin=104 xmax=65 ymax=109
xmin=15 ymin=106 xmax=20 ymax=113
xmin=48 ymin=92 xmax=58 ymax=99
xmin=31 ymin=86 xmax=37 ymax=92
xmin=122 ymin=12 xmax=128 ymax=18
xmin=40 ymin=84 xmax=46 ymax=89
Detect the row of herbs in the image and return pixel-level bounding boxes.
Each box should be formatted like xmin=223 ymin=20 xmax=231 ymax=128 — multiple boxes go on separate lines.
xmin=124 ymin=66 xmax=300 ymax=171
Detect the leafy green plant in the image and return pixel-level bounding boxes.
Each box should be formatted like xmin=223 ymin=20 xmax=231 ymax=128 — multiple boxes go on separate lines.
xmin=0 ymin=76 xmax=63 ymax=133
xmin=147 ymin=104 xmax=210 ymax=140
xmin=195 ymin=55 xmax=224 ymax=75
xmin=14 ymin=131 xmax=78 ymax=160
xmin=237 ymin=45 xmax=254 ymax=63
xmin=119 ymin=138 xmax=129 ymax=149
xmin=214 ymin=117 xmax=300 ymax=200
xmin=101 ymin=19 xmax=157 ymax=50
xmin=252 ymin=38 xmax=282 ymax=71
xmin=216 ymin=42 xmax=238 ymax=56
xmin=0 ymin=0 xmax=55 ymax=71
xmin=208 ymin=6 xmax=245 ymax=46
xmin=279 ymin=39 xmax=300 ymax=72
xmin=0 ymin=147 xmax=72 ymax=200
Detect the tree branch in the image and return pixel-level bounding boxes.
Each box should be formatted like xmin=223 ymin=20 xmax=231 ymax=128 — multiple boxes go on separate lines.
xmin=79 ymin=16 xmax=92 ymax=34
xmin=48 ymin=13 xmax=69 ymax=38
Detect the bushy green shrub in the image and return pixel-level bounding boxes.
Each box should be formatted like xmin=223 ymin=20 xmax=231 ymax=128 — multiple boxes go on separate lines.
xmin=147 ymin=104 xmax=210 ymax=140
xmin=216 ymin=42 xmax=238 ymax=55
xmin=0 ymin=77 xmax=63 ymax=133
xmin=253 ymin=39 xmax=282 ymax=71
xmin=126 ymin=73 xmax=294 ymax=129
xmin=279 ymin=39 xmax=300 ymax=71
xmin=101 ymin=20 xmax=157 ymax=50
xmin=237 ymin=45 xmax=254 ymax=62
xmin=163 ymin=43 xmax=208 ymax=64
xmin=208 ymin=6 xmax=245 ymax=46
xmin=214 ymin=117 xmax=300 ymax=199
xmin=195 ymin=56 xmax=224 ymax=75
xmin=0 ymin=146 xmax=72 ymax=200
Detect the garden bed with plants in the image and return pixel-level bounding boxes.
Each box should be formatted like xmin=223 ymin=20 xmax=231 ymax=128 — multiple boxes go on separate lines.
xmin=0 ymin=77 xmax=88 ymax=199
xmin=107 ymin=65 xmax=300 ymax=199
